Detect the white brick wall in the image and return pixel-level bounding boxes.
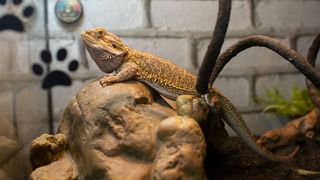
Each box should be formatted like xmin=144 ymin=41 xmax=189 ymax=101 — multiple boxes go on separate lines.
xmin=151 ymin=1 xmax=251 ymax=31
xmin=0 ymin=0 xmax=319 ymax=145
xmin=0 ymin=32 xmax=30 ymax=74
xmin=255 ymin=1 xmax=320 ymax=29
xmin=47 ymin=0 xmax=147 ymax=37
xmin=52 ymin=80 xmax=84 ymax=121
xmin=0 ymin=85 xmax=14 ymax=131
xmin=214 ymin=77 xmax=252 ymax=108
xmin=15 ymin=83 xmax=48 ymax=145
xmin=255 ymin=74 xmax=306 ymax=99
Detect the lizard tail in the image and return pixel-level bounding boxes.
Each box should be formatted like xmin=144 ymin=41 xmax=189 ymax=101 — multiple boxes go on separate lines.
xmin=211 ymin=91 xmax=299 ymax=162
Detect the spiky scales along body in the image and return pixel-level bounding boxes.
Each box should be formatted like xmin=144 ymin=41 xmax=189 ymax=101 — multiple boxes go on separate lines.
xmin=126 ymin=48 xmax=196 ymax=99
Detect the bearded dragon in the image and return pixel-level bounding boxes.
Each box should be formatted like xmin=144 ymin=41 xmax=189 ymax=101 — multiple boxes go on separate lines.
xmin=81 ymin=27 xmax=298 ymax=162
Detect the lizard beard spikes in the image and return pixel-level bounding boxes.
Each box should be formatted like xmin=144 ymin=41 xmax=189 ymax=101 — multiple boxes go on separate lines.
xmin=94 ymin=55 xmax=123 ymax=73
xmin=85 ymin=44 xmax=124 ymax=73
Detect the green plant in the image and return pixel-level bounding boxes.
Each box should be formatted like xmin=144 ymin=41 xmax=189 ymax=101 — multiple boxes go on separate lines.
xmin=257 ymin=86 xmax=316 ymax=119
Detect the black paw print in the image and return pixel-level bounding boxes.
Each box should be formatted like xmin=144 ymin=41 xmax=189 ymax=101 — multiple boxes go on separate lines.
xmin=0 ymin=0 xmax=34 ymax=32
xmin=32 ymin=48 xmax=79 ymax=89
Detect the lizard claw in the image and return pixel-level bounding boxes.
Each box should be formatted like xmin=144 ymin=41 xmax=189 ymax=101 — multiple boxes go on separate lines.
xmin=100 ymin=75 xmax=117 ymax=87
xmin=100 ymin=79 xmax=113 ymax=87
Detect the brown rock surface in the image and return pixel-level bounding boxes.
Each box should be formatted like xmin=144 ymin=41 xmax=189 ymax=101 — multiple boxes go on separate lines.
xmin=30 ymin=133 xmax=66 ymax=169
xmin=0 ymin=118 xmax=28 ymax=180
xmin=154 ymin=116 xmax=206 ymax=180
xmin=176 ymin=95 xmax=209 ymax=123
xmin=0 ymin=136 xmax=20 ymax=167
xmin=30 ymin=153 xmax=78 ymax=180
xmin=30 ymin=80 xmax=207 ymax=180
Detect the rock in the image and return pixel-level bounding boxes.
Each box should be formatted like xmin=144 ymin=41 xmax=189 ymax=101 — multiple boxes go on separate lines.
xmin=0 ymin=169 xmax=10 ymax=180
xmin=0 ymin=136 xmax=20 ymax=167
xmin=258 ymin=108 xmax=320 ymax=150
xmin=30 ymin=133 xmax=66 ymax=169
xmin=30 ymin=79 xmax=207 ymax=179
xmin=67 ymin=80 xmax=177 ymax=179
xmin=176 ymin=95 xmax=209 ymax=122
xmin=29 ymin=133 xmax=78 ymax=179
xmin=154 ymin=116 xmax=206 ymax=180
xmin=30 ymin=153 xmax=78 ymax=180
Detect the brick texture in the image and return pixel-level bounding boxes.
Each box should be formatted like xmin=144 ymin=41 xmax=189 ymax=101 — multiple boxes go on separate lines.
xmin=0 ymin=32 xmax=30 ymax=75
xmin=52 ymin=80 xmax=84 ymax=121
xmin=15 ymin=83 xmax=48 ymax=145
xmin=47 ymin=0 xmax=146 ymax=37
xmin=0 ymin=84 xmax=14 ymax=138
xmin=151 ymin=1 xmax=251 ymax=31
xmin=255 ymin=1 xmax=320 ymax=29
xmin=214 ymin=77 xmax=251 ymax=108
xmin=255 ymin=74 xmax=305 ymax=100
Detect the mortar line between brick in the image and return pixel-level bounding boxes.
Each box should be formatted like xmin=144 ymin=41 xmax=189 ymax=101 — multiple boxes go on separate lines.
xmin=248 ymin=0 xmax=255 ymax=28
xmin=289 ymin=35 xmax=298 ymax=51
xmin=12 ymin=86 xmax=19 ymax=139
xmin=142 ymin=0 xmax=152 ymax=28
xmin=188 ymin=38 xmax=198 ymax=69
xmin=251 ymin=75 xmax=258 ymax=105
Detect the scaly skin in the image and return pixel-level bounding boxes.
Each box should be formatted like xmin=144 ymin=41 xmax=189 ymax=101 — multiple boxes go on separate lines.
xmin=81 ymin=27 xmax=298 ymax=161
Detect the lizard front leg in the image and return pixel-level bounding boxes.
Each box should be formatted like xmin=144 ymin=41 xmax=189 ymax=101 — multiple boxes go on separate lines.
xmin=100 ymin=62 xmax=138 ymax=87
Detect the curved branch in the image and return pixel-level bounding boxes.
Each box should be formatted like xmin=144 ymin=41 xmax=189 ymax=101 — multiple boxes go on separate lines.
xmin=306 ymin=33 xmax=320 ymax=108
xmin=209 ymin=35 xmax=320 ymax=89
xmin=195 ymin=0 xmax=231 ymax=95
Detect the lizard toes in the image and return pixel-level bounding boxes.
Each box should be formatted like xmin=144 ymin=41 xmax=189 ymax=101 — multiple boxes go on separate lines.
xmin=100 ymin=80 xmax=112 ymax=87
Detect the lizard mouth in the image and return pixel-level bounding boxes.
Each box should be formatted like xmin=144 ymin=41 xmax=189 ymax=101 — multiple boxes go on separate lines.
xmin=81 ymin=32 xmax=122 ymax=58
xmin=81 ymin=32 xmax=97 ymax=45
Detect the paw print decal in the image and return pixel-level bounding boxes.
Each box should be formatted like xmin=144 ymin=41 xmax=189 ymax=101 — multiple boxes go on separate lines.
xmin=0 ymin=0 xmax=35 ymax=32
xmin=32 ymin=48 xmax=79 ymax=89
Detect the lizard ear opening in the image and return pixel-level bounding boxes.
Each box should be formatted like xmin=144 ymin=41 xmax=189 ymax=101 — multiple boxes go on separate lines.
xmin=123 ymin=51 xmax=128 ymax=58
xmin=112 ymin=43 xmax=118 ymax=48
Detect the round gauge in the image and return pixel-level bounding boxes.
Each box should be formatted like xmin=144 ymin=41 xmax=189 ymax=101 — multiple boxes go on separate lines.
xmin=55 ymin=0 xmax=83 ymax=24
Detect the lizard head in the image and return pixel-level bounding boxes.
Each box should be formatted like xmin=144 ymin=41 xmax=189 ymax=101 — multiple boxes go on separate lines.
xmin=81 ymin=27 xmax=127 ymax=73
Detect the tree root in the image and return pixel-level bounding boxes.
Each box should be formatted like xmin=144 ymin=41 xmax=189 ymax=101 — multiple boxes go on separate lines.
xmin=258 ymin=109 xmax=320 ymax=150
xmin=196 ymin=0 xmax=231 ymax=95
xmin=306 ymin=33 xmax=320 ymax=108
xmin=209 ymin=35 xmax=320 ymax=89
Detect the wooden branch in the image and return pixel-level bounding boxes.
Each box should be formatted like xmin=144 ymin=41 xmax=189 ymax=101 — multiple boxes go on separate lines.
xmin=195 ymin=0 xmax=231 ymax=95
xmin=306 ymin=33 xmax=320 ymax=108
xmin=258 ymin=109 xmax=320 ymax=150
xmin=209 ymin=35 xmax=320 ymax=89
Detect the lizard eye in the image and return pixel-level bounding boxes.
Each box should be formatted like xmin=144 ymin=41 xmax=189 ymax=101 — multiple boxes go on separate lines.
xmin=96 ymin=30 xmax=104 ymax=37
